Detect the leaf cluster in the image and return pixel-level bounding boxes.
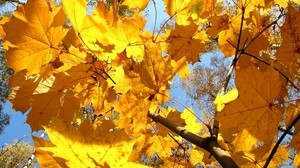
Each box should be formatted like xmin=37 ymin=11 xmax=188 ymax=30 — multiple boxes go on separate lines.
xmin=1 ymin=0 xmax=300 ymax=167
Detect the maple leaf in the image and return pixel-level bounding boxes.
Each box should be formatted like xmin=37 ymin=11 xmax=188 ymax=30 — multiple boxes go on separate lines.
xmin=84 ymin=83 xmax=116 ymax=117
xmin=34 ymin=118 xmax=148 ymax=167
xmin=237 ymin=145 xmax=290 ymax=167
xmin=217 ymin=64 xmax=287 ymax=153
xmin=246 ymin=10 xmax=270 ymax=34
xmin=107 ymin=12 xmax=146 ymax=61
xmin=114 ymin=93 xmax=154 ymax=136
xmin=155 ymin=108 xmax=186 ymax=136
xmin=58 ymin=45 xmax=87 ymax=72
xmin=3 ymin=0 xmax=68 ymax=75
xmin=171 ymin=53 xmax=191 ymax=79
xmin=214 ymin=88 xmax=239 ymax=112
xmin=275 ymin=5 xmax=300 ymax=81
xmin=122 ymin=0 xmax=149 ymax=10
xmin=61 ymin=0 xmax=112 ymax=54
xmin=117 ymin=41 xmax=173 ymax=102
xmin=287 ymin=103 xmax=300 ymax=158
xmin=189 ymin=149 xmax=205 ymax=166
xmin=144 ymin=135 xmax=188 ymax=167
xmin=181 ymin=108 xmax=202 ymax=134
xmin=166 ymin=21 xmax=206 ymax=64
xmin=164 ymin=0 xmax=199 ymax=25
xmin=207 ymin=14 xmax=230 ymax=37
xmin=9 ymin=64 xmax=91 ymax=130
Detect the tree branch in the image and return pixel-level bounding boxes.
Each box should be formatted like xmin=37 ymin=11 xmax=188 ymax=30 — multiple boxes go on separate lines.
xmin=242 ymin=52 xmax=299 ymax=91
xmin=263 ymin=113 xmax=300 ymax=168
xmin=147 ymin=112 xmax=238 ymax=168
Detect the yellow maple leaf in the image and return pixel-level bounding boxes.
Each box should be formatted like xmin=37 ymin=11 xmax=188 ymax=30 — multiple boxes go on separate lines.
xmin=107 ymin=12 xmax=146 ymax=61
xmin=171 ymin=56 xmax=191 ymax=79
xmin=287 ymin=103 xmax=300 ymax=155
xmin=214 ymin=88 xmax=238 ymax=112
xmin=85 ymin=83 xmax=116 ymax=116
xmin=164 ymin=0 xmax=199 ymax=25
xmin=108 ymin=66 xmax=131 ymax=94
xmin=232 ymin=129 xmax=259 ymax=152
xmin=61 ymin=0 xmax=112 ymax=53
xmin=122 ymin=0 xmax=149 ymax=10
xmin=189 ymin=149 xmax=204 ymax=166
xmin=34 ymin=118 xmax=148 ymax=167
xmin=217 ymin=12 xmax=245 ymax=57
xmin=119 ymin=41 xmax=173 ymax=101
xmin=58 ymin=45 xmax=86 ymax=72
xmin=181 ymin=108 xmax=202 ymax=134
xmin=294 ymin=152 xmax=300 ymax=166
xmin=276 ymin=5 xmax=300 ymax=81
xmin=3 ymin=0 xmax=68 ymax=75
xmin=217 ymin=65 xmax=286 ymax=152
xmin=155 ymin=108 xmax=185 ymax=136
xmin=9 ymin=64 xmax=91 ymax=131
xmin=166 ymin=21 xmax=206 ymax=64
xmin=239 ymin=145 xmax=290 ymax=167
xmin=114 ymin=93 xmax=152 ymax=136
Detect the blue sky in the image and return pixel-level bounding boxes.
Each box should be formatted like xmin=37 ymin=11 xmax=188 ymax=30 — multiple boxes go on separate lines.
xmin=0 ymin=102 xmax=33 ymax=146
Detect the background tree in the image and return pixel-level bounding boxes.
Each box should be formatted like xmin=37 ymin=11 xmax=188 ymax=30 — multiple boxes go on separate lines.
xmin=0 ymin=139 xmax=36 ymax=168
xmin=0 ymin=41 xmax=11 ymax=135
xmin=181 ymin=54 xmax=233 ymax=119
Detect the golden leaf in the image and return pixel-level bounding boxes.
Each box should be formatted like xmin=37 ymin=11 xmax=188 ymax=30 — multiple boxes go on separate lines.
xmin=167 ymin=21 xmax=206 ymax=64
xmin=217 ymin=65 xmax=286 ymax=152
xmin=34 ymin=118 xmax=148 ymax=167
xmin=122 ymin=0 xmax=149 ymax=10
xmin=214 ymin=88 xmax=238 ymax=112
xmin=181 ymin=108 xmax=202 ymax=134
xmin=3 ymin=0 xmax=68 ymax=75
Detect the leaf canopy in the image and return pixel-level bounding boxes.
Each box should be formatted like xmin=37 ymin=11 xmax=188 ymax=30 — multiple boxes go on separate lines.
xmin=2 ymin=0 xmax=300 ymax=167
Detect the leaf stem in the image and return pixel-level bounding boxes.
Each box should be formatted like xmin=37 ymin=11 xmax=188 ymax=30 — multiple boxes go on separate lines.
xmin=151 ymin=0 xmax=158 ymax=41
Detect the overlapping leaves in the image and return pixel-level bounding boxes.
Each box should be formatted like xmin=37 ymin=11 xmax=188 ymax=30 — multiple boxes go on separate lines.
xmin=2 ymin=0 xmax=300 ymax=167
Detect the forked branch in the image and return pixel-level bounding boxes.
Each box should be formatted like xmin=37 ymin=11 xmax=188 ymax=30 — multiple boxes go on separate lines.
xmin=147 ymin=112 xmax=238 ymax=168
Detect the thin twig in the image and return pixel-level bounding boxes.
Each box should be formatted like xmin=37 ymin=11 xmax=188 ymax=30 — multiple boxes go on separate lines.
xmin=243 ymin=12 xmax=285 ymax=51
xmin=153 ymin=14 xmax=176 ymax=42
xmin=168 ymin=133 xmax=186 ymax=150
xmin=157 ymin=91 xmax=210 ymax=129
xmin=263 ymin=113 xmax=300 ymax=168
xmin=151 ymin=0 xmax=158 ymax=41
xmin=242 ymin=52 xmax=299 ymax=90
xmin=221 ymin=3 xmax=246 ymax=94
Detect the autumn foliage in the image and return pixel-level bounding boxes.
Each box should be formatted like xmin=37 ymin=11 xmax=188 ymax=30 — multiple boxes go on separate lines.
xmin=1 ymin=0 xmax=300 ymax=167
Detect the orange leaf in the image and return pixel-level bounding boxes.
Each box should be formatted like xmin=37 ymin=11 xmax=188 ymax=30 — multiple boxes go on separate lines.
xmin=3 ymin=0 xmax=68 ymax=75
xmin=9 ymin=64 xmax=91 ymax=130
xmin=276 ymin=5 xmax=300 ymax=81
xmin=217 ymin=65 xmax=286 ymax=152
xmin=167 ymin=21 xmax=206 ymax=64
